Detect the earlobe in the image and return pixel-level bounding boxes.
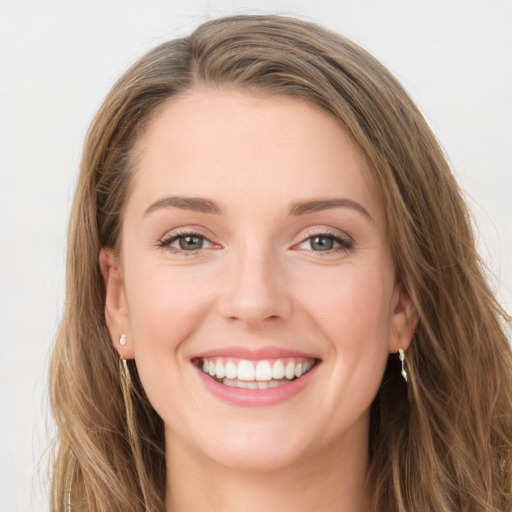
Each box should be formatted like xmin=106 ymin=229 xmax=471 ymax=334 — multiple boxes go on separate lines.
xmin=99 ymin=249 xmax=134 ymax=359
xmin=388 ymin=284 xmax=418 ymax=353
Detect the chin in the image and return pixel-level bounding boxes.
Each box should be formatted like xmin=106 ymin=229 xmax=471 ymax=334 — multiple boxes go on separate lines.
xmin=206 ymin=439 xmax=309 ymax=473
xmin=169 ymin=419 xmax=314 ymax=473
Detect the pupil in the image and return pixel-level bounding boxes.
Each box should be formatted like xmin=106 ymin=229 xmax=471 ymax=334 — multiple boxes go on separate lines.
xmin=311 ymin=236 xmax=333 ymax=251
xmin=179 ymin=236 xmax=203 ymax=250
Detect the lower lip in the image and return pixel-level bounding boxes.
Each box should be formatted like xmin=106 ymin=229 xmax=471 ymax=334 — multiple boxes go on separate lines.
xmin=194 ymin=364 xmax=318 ymax=407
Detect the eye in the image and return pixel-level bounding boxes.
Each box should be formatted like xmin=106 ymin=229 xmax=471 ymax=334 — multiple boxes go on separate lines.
xmin=175 ymin=234 xmax=207 ymax=250
xmin=296 ymin=233 xmax=353 ymax=253
xmin=158 ymin=231 xmax=215 ymax=253
xmin=309 ymin=235 xmax=336 ymax=251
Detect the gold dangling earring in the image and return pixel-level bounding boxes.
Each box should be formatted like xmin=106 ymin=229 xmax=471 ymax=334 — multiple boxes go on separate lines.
xmin=117 ymin=335 xmax=137 ymax=443
xmin=64 ymin=450 xmax=76 ymax=512
xmin=119 ymin=356 xmax=134 ymax=420
xmin=119 ymin=354 xmax=143 ymax=460
xmin=118 ymin=353 xmax=148 ymax=494
xmin=118 ymin=334 xmax=131 ymax=403
xmin=398 ymin=348 xmax=408 ymax=382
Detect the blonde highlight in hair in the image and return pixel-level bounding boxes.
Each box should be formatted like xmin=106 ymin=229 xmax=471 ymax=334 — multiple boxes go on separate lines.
xmin=50 ymin=14 xmax=511 ymax=511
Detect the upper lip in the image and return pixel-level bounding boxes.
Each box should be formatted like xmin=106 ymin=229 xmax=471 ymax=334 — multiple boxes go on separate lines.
xmin=192 ymin=346 xmax=319 ymax=361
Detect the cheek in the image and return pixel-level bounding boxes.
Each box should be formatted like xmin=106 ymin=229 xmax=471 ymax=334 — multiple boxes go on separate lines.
xmin=124 ymin=262 xmax=214 ymax=356
xmin=299 ymin=263 xmax=393 ymax=340
xmin=122 ymin=263 xmax=217 ymax=421
xmin=295 ymin=259 xmax=394 ymax=402
xmin=280 ymin=260 xmax=395 ymax=442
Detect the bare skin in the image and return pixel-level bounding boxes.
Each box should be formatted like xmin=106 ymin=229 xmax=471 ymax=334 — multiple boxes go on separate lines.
xmin=101 ymin=88 xmax=416 ymax=511
xmin=165 ymin=411 xmax=372 ymax=512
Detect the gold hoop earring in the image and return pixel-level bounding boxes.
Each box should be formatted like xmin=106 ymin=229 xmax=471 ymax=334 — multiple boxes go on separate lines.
xmin=398 ymin=348 xmax=408 ymax=382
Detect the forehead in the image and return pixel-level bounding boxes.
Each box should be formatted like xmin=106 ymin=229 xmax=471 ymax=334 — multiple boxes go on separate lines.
xmin=128 ymin=88 xmax=383 ymax=221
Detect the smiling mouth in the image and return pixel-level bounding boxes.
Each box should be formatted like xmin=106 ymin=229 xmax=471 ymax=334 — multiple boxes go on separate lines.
xmin=194 ymin=357 xmax=319 ymax=389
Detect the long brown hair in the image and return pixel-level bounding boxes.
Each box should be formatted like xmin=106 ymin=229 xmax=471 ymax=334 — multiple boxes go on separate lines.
xmin=49 ymin=14 xmax=512 ymax=511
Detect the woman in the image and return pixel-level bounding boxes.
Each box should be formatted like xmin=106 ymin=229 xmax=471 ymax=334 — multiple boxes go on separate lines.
xmin=49 ymin=14 xmax=512 ymax=512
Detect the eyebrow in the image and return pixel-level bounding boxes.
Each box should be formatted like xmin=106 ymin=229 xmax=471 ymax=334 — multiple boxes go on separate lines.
xmin=144 ymin=196 xmax=222 ymax=216
xmin=144 ymin=195 xmax=372 ymax=222
xmin=288 ymin=198 xmax=373 ymax=221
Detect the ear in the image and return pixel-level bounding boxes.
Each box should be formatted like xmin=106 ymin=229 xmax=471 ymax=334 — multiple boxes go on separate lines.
xmin=99 ymin=249 xmax=134 ymax=359
xmin=388 ymin=283 xmax=417 ymax=354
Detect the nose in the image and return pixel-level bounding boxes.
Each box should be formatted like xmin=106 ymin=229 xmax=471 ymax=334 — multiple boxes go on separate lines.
xmin=218 ymin=249 xmax=293 ymax=327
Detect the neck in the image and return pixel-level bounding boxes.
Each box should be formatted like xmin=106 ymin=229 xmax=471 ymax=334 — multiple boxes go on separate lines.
xmin=164 ymin=424 xmax=372 ymax=512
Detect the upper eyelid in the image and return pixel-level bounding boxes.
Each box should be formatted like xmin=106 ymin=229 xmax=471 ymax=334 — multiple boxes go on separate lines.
xmin=297 ymin=226 xmax=353 ymax=242
xmin=159 ymin=226 xmax=215 ymax=242
xmin=162 ymin=230 xmax=210 ymax=241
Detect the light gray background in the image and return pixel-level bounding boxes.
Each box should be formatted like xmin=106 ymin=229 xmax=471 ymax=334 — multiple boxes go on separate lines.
xmin=1 ymin=1 xmax=511 ymax=510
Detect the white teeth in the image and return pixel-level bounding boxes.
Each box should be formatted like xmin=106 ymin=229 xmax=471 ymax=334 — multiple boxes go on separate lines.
xmin=285 ymin=361 xmax=295 ymax=380
xmin=215 ymin=360 xmax=225 ymax=379
xmin=222 ymin=378 xmax=289 ymax=389
xmin=255 ymin=361 xmax=272 ymax=381
xmin=234 ymin=380 xmax=259 ymax=389
xmin=199 ymin=356 xmax=316 ymax=385
xmin=237 ymin=360 xmax=255 ymax=381
xmin=225 ymin=361 xmax=237 ymax=379
xmin=272 ymin=360 xmax=285 ymax=379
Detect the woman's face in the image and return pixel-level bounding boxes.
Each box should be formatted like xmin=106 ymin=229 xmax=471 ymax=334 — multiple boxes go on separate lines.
xmin=102 ymin=88 xmax=415 ymax=472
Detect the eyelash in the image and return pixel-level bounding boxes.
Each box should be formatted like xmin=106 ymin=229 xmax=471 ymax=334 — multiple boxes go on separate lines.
xmin=157 ymin=229 xmax=215 ymax=255
xmin=157 ymin=229 xmax=353 ymax=255
xmin=296 ymin=230 xmax=354 ymax=255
